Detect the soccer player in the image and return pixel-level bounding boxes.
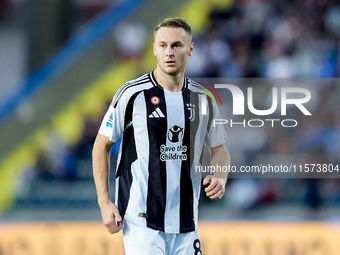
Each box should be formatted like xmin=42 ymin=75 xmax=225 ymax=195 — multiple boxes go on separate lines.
xmin=92 ymin=17 xmax=230 ymax=255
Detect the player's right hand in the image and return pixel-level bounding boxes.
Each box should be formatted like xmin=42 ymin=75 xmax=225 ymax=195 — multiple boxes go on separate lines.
xmin=100 ymin=201 xmax=123 ymax=234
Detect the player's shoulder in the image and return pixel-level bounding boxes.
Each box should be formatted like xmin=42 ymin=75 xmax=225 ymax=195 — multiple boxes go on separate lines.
xmin=187 ymin=78 xmax=213 ymax=96
xmin=187 ymin=78 xmax=203 ymax=91
xmin=187 ymin=77 xmax=220 ymax=108
xmin=112 ymin=73 xmax=153 ymax=107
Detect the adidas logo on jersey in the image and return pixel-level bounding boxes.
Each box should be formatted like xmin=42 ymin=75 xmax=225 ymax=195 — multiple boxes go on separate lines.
xmin=149 ymin=107 xmax=165 ymax=118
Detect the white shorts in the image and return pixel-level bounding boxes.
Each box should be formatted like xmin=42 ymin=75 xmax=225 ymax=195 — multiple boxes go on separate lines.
xmin=122 ymin=220 xmax=202 ymax=255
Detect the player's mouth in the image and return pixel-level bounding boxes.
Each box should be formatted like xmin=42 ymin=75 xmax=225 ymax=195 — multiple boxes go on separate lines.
xmin=165 ymin=60 xmax=176 ymax=65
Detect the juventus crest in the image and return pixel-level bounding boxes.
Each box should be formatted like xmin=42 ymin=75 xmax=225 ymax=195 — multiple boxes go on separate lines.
xmin=187 ymin=103 xmax=195 ymax=121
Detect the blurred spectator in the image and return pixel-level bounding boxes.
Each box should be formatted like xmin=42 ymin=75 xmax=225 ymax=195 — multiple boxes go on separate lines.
xmin=186 ymin=1 xmax=339 ymax=78
xmin=0 ymin=0 xmax=9 ymax=21
xmin=113 ymin=19 xmax=148 ymax=60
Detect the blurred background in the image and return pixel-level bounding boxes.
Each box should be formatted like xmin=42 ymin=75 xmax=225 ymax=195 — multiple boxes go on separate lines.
xmin=0 ymin=0 xmax=339 ymax=254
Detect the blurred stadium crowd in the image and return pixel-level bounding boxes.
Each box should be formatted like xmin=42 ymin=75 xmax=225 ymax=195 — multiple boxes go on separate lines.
xmin=1 ymin=0 xmax=340 ymax=220
xmin=184 ymin=0 xmax=340 ymax=215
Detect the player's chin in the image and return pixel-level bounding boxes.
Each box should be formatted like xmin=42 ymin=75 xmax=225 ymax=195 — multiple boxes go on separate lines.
xmin=163 ymin=65 xmax=181 ymax=75
xmin=164 ymin=69 xmax=179 ymax=76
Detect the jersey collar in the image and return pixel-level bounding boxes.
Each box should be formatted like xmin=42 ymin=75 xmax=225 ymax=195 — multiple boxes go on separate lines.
xmin=150 ymin=71 xmax=188 ymax=91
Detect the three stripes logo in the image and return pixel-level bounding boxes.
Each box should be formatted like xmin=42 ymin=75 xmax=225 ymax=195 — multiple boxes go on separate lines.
xmin=149 ymin=107 xmax=165 ymax=118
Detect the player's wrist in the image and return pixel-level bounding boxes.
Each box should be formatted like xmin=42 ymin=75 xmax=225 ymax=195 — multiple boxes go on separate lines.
xmin=213 ymin=175 xmax=227 ymax=186
xmin=98 ymin=197 xmax=112 ymax=207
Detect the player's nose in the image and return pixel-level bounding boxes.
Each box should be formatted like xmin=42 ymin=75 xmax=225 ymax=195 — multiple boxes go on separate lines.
xmin=166 ymin=46 xmax=174 ymax=57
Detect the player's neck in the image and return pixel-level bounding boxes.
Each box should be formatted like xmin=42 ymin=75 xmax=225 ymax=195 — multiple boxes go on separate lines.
xmin=153 ymin=68 xmax=184 ymax=92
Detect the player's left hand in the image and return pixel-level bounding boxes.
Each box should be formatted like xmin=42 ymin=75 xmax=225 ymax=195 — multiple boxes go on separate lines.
xmin=203 ymin=175 xmax=226 ymax=200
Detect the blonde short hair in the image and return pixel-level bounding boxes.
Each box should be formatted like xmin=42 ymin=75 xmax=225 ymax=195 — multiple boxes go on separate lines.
xmin=154 ymin=17 xmax=192 ymax=38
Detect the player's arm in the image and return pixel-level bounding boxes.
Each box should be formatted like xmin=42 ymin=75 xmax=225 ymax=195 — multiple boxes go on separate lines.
xmin=92 ymin=133 xmax=123 ymax=234
xmin=203 ymin=143 xmax=230 ymax=200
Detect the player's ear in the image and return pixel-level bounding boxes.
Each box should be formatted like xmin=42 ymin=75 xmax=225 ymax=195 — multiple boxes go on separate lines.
xmin=188 ymin=43 xmax=194 ymax=56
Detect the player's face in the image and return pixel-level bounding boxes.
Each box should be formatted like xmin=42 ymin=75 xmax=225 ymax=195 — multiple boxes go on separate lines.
xmin=153 ymin=27 xmax=193 ymax=76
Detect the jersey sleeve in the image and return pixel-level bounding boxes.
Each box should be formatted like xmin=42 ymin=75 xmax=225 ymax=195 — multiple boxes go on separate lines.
xmin=204 ymin=100 xmax=228 ymax=148
xmin=98 ymin=96 xmax=126 ymax=143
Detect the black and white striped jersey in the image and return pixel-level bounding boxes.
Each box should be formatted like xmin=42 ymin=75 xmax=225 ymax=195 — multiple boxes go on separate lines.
xmin=99 ymin=72 xmax=227 ymax=234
